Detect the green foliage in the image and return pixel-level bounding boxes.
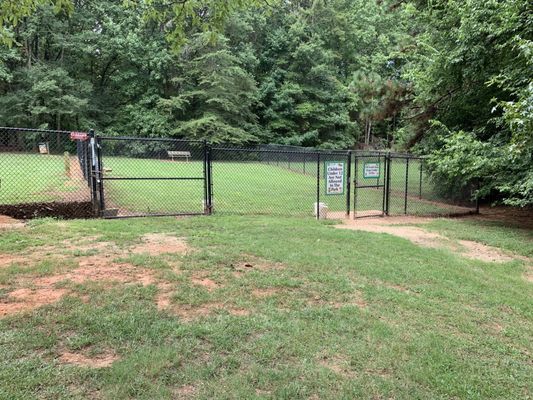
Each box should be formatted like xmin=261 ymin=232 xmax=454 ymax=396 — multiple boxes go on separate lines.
xmin=0 ymin=0 xmax=532 ymax=205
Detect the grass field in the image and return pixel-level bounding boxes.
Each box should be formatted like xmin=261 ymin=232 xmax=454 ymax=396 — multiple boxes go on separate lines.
xmin=1 ymin=153 xmax=473 ymax=217
xmin=101 ymin=156 xmax=470 ymax=217
xmin=0 ymin=215 xmax=531 ymax=399
xmin=0 ymin=153 xmax=89 ymax=204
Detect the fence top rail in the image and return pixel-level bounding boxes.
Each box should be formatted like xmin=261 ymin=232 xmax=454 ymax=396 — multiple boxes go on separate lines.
xmin=1 ymin=126 xmax=426 ymax=159
xmin=212 ymin=146 xmax=350 ymax=155
xmin=0 ymin=126 xmax=84 ymax=135
xmin=97 ymin=135 xmax=205 ymax=143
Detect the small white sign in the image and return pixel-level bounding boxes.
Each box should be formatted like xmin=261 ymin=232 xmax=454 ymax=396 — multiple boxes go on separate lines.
xmin=363 ymin=162 xmax=380 ymax=179
xmin=325 ymin=162 xmax=345 ymax=195
xmin=38 ymin=143 xmax=49 ymax=154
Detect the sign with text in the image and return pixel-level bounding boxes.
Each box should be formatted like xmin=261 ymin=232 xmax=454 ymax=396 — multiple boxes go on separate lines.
xmin=363 ymin=162 xmax=380 ymax=179
xmin=70 ymin=131 xmax=88 ymax=141
xmin=325 ymin=161 xmax=345 ymax=195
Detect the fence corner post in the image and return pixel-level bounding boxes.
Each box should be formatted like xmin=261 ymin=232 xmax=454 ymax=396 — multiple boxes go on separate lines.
xmin=88 ymin=129 xmax=99 ymax=216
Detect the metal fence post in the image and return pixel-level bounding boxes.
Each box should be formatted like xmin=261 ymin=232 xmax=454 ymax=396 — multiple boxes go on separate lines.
xmin=204 ymin=140 xmax=213 ymax=215
xmin=88 ymin=129 xmax=100 ymax=215
xmin=316 ymin=152 xmax=320 ymax=220
xmin=208 ymin=145 xmax=213 ymax=214
xmin=353 ymin=154 xmax=358 ymax=219
xmin=203 ymin=140 xmax=209 ymax=215
xmin=385 ymin=154 xmax=391 ymax=216
xmin=419 ymin=159 xmax=423 ymax=199
xmin=346 ymin=151 xmax=352 ymax=218
xmin=404 ymin=157 xmax=409 ymax=214
xmin=95 ymin=135 xmax=105 ymax=215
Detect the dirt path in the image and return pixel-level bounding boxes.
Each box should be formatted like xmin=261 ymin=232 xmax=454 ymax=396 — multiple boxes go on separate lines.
xmin=335 ymin=215 xmax=526 ymax=263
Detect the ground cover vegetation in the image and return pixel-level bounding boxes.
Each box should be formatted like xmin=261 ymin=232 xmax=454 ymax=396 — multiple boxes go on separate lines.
xmin=0 ymin=215 xmax=531 ymax=398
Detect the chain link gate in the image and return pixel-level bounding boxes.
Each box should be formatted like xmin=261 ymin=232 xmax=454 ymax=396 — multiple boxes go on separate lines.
xmin=352 ymin=153 xmax=389 ymax=218
xmin=92 ymin=136 xmax=211 ymax=218
xmin=0 ymin=126 xmax=478 ymax=220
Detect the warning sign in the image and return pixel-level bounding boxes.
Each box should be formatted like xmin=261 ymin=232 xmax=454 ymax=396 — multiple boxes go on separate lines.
xmin=325 ymin=161 xmax=345 ymax=195
xmin=70 ymin=131 xmax=88 ymax=141
xmin=363 ymin=162 xmax=380 ymax=179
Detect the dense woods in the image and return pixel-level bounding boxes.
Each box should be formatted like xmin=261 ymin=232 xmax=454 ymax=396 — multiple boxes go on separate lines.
xmin=0 ymin=0 xmax=532 ymax=206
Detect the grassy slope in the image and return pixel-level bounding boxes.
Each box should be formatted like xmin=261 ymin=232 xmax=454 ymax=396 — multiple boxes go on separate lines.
xmin=0 ymin=216 xmax=531 ymax=399
xmin=420 ymin=218 xmax=533 ymax=258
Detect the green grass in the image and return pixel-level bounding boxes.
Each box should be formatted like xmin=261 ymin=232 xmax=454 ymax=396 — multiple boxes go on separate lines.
xmin=99 ymin=157 xmax=468 ymax=217
xmin=418 ymin=218 xmax=533 ymax=258
xmin=0 ymin=153 xmax=87 ymax=204
xmin=0 ymin=215 xmax=531 ymax=399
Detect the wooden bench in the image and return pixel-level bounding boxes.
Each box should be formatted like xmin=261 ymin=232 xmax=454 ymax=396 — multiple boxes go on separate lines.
xmin=167 ymin=150 xmax=191 ymax=162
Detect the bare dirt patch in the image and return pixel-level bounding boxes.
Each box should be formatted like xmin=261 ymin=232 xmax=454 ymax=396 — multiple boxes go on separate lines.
xmin=58 ymin=348 xmax=118 ymax=368
xmin=0 ymin=233 xmax=198 ymax=317
xmin=0 ymin=261 xmax=157 ymax=317
xmin=0 ymin=287 xmax=69 ymax=316
xmin=191 ymin=276 xmax=219 ymax=291
xmin=0 ymin=215 xmax=25 ymax=230
xmin=132 ymin=233 xmax=189 ymax=256
xmin=173 ymin=384 xmax=197 ymax=399
xmin=457 ymin=240 xmax=515 ymax=263
xmin=318 ymin=355 xmax=356 ymax=378
xmin=335 ymin=216 xmax=522 ymax=263
xmin=252 ymin=288 xmax=278 ymax=298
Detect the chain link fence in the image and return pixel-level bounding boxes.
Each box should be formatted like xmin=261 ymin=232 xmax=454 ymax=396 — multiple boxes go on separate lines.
xmin=97 ymin=136 xmax=207 ymax=218
xmin=0 ymin=127 xmax=94 ymax=219
xmin=0 ymin=126 xmax=478 ymax=220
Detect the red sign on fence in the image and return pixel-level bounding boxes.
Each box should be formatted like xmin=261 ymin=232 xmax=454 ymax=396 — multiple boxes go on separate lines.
xmin=70 ymin=131 xmax=88 ymax=141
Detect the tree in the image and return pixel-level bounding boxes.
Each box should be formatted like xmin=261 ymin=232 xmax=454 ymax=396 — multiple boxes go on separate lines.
xmin=159 ymin=33 xmax=260 ymax=144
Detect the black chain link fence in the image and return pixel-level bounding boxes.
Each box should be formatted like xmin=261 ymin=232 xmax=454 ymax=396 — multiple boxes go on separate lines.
xmin=97 ymin=136 xmax=208 ymax=218
xmin=0 ymin=126 xmax=478 ymax=220
xmin=0 ymin=127 xmax=94 ymax=219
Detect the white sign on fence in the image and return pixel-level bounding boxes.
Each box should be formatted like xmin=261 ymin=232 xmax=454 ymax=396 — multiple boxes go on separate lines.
xmin=363 ymin=162 xmax=380 ymax=179
xmin=325 ymin=161 xmax=345 ymax=195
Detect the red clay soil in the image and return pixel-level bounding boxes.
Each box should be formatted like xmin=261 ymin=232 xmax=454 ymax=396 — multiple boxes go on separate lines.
xmin=0 ymin=215 xmax=25 ymax=229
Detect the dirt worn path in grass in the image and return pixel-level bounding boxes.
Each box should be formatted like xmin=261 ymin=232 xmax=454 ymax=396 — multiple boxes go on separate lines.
xmin=0 ymin=234 xmax=190 ymax=317
xmin=335 ymin=215 xmax=530 ymax=264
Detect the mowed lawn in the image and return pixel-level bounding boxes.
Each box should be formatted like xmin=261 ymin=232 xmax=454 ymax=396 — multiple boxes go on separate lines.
xmin=0 ymin=153 xmax=88 ymax=204
xmin=100 ymin=156 xmax=467 ymax=217
xmin=1 ymin=153 xmax=471 ymax=216
xmin=0 ymin=215 xmax=531 ymax=399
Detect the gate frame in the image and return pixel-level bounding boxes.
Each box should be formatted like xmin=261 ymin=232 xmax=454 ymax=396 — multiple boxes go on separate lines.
xmin=352 ymin=153 xmax=389 ymax=219
xmin=94 ymin=135 xmax=211 ymax=219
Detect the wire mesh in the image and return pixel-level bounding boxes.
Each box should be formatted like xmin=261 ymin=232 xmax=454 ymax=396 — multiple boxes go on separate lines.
xmin=0 ymin=127 xmax=94 ymax=219
xmin=387 ymin=156 xmax=477 ymax=216
xmin=352 ymin=154 xmax=387 ymax=218
xmin=98 ymin=137 xmax=207 ymax=218
xmin=0 ymin=126 xmax=478 ymax=220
